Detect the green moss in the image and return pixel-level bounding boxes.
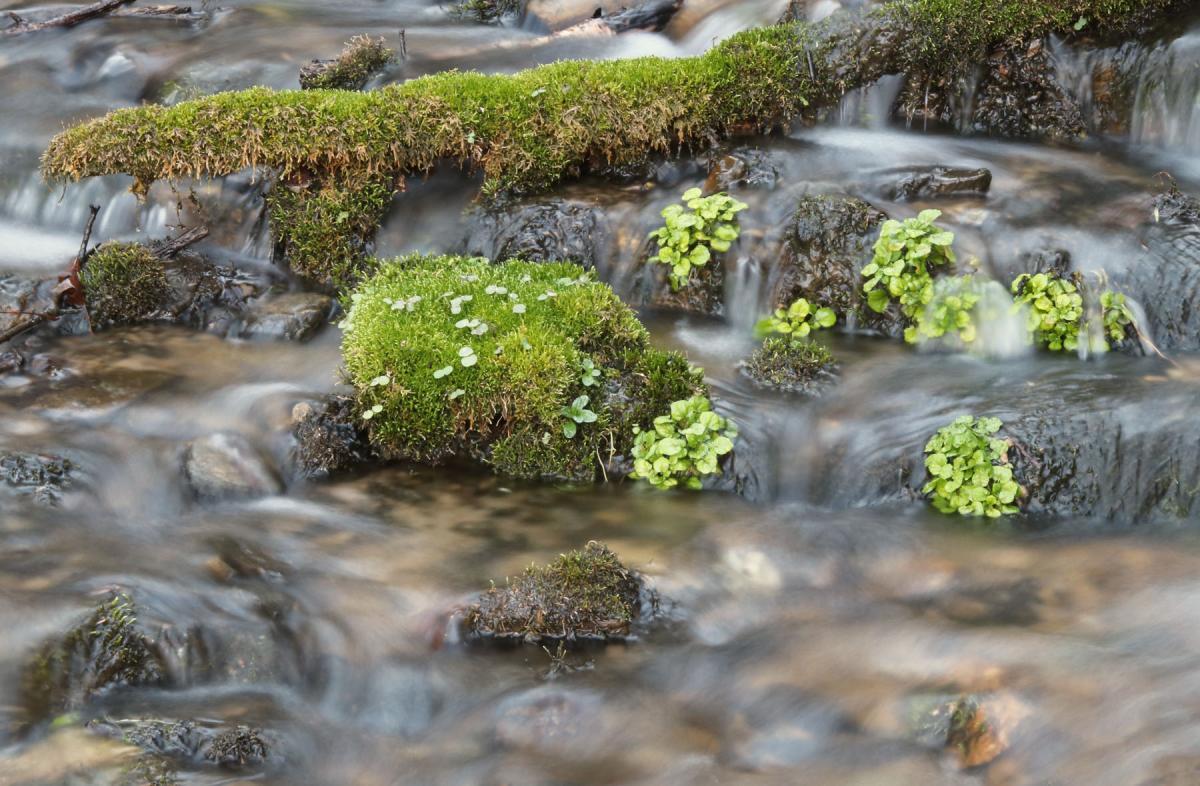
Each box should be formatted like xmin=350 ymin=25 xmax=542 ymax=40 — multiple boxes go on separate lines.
xmin=341 ymin=255 xmax=704 ymax=481
xmin=82 ymin=242 xmax=171 ymax=327
xmin=21 ymin=594 xmax=163 ymax=722
xmin=451 ymin=0 xmax=523 ymax=23
xmin=740 ymin=337 xmax=837 ymax=394
xmin=266 ymin=176 xmax=394 ymax=291
xmin=464 ymin=542 xmax=641 ymax=642
xmin=299 ymin=36 xmax=395 ymax=91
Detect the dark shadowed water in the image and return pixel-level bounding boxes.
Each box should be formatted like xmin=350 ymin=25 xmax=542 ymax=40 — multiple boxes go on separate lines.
xmin=2 ymin=1 xmax=1200 ymax=784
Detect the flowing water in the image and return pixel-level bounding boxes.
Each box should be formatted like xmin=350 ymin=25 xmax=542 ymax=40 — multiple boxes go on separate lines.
xmin=3 ymin=1 xmax=1200 ymax=784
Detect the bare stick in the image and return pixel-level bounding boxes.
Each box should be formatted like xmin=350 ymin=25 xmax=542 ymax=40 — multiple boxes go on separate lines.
xmin=149 ymin=225 xmax=208 ymax=259
xmin=3 ymin=0 xmax=137 ymax=36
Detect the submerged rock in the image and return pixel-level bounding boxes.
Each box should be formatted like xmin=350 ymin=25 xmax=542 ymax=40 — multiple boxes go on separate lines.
xmin=465 ymin=542 xmax=642 ymax=643
xmin=291 ymin=396 xmax=373 ymax=478
xmin=771 ymin=195 xmax=903 ymax=337
xmin=705 ymin=147 xmax=779 ymax=192
xmin=739 ymin=338 xmax=838 ymax=395
xmin=21 ymin=594 xmax=164 ymax=721
xmin=0 ymin=451 xmax=74 ymax=505
xmin=870 ymin=166 xmax=992 ymax=201
xmin=908 ymin=691 xmax=1031 ymax=768
xmin=183 ymin=433 xmax=283 ymax=501
xmin=237 ymin=292 xmax=334 ymax=342
xmin=461 ymin=198 xmax=606 ymax=270
xmin=91 ymin=717 xmax=271 ymax=772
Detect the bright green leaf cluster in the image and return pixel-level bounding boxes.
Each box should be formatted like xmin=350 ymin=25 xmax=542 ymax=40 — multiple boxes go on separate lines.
xmin=1010 ymin=272 xmax=1083 ymax=352
xmin=907 ymin=275 xmax=981 ymax=344
xmin=630 ymin=396 xmax=737 ymax=490
xmin=862 ymin=209 xmax=956 ymax=318
xmin=1101 ymin=290 xmax=1135 ymax=346
xmin=922 ymin=415 xmax=1021 ymax=518
xmin=649 ymin=188 xmax=747 ymax=291
xmin=755 ymin=298 xmax=837 ymax=342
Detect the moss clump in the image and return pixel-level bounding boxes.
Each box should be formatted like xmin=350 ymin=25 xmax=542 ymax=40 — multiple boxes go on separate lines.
xmin=299 ymin=36 xmax=394 ymax=91
xmin=82 ymin=242 xmax=172 ymax=327
xmin=342 ymin=254 xmax=705 ymax=481
xmin=21 ymin=594 xmax=163 ymax=721
xmin=740 ymin=337 xmax=837 ymax=395
xmin=266 ymin=176 xmax=394 ymax=291
xmin=465 ymin=542 xmax=641 ymax=642
xmin=206 ymin=725 xmax=269 ymax=767
xmin=452 ymin=0 xmax=523 ymax=23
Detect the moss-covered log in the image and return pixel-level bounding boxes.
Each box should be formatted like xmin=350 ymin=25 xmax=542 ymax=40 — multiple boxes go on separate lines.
xmin=41 ymin=0 xmax=1179 ymax=283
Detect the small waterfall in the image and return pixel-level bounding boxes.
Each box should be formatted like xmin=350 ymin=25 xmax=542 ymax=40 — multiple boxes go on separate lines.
xmin=832 ymin=74 xmax=905 ymax=129
xmin=724 ymin=254 xmax=766 ymax=332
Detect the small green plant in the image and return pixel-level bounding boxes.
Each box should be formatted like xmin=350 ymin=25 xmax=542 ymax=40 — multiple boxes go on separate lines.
xmin=755 ymin=298 xmax=837 ymax=341
xmin=579 ymin=358 xmax=601 ymax=387
xmin=1100 ymin=290 xmax=1135 ymax=346
xmin=862 ymin=209 xmax=955 ymax=318
xmin=740 ymin=336 xmax=836 ymax=394
xmin=560 ymin=395 xmax=598 ymax=438
xmin=649 ymin=188 xmax=747 ymax=291
xmin=909 ymin=275 xmax=980 ymax=344
xmin=630 ymin=396 xmax=737 ymax=490
xmin=1010 ymin=272 xmax=1083 ymax=351
xmin=922 ymin=416 xmax=1021 ymax=518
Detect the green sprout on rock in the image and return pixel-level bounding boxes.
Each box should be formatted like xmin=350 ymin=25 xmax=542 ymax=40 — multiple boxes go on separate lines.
xmin=579 ymin=357 xmax=602 ymax=387
xmin=755 ymin=297 xmax=837 ymax=340
xmin=862 ymin=209 xmax=955 ymax=318
xmin=649 ymin=188 xmax=747 ymax=291
xmin=560 ymin=395 xmax=598 ymax=438
xmin=1010 ymin=271 xmax=1083 ymax=352
xmin=909 ymin=275 xmax=981 ymax=344
xmin=922 ymin=415 xmax=1021 ymax=518
xmin=630 ymin=396 xmax=737 ymax=490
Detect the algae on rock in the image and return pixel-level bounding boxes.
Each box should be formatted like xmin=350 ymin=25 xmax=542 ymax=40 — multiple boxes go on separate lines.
xmin=465 ymin=542 xmax=642 ymax=642
xmin=340 ymin=254 xmax=706 ymax=482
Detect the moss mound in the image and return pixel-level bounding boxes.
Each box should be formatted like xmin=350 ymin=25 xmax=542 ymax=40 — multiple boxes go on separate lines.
xmin=341 ymin=254 xmax=704 ymax=481
xmin=82 ymin=242 xmax=172 ymax=327
xmin=740 ymin=337 xmax=838 ymax=395
xmin=465 ymin=542 xmax=641 ymax=642
xmin=21 ymin=594 xmax=163 ymax=721
xmin=299 ymin=36 xmax=394 ymax=91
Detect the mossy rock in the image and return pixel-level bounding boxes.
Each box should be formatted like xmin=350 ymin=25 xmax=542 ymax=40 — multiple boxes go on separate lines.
xmin=452 ymin=0 xmax=523 ymax=22
xmin=341 ymin=254 xmax=704 ymax=481
xmin=739 ymin=337 xmax=838 ymax=395
xmin=465 ymin=542 xmax=642 ymax=642
xmin=21 ymin=594 xmax=164 ymax=722
xmin=82 ymin=242 xmax=172 ymax=327
xmin=299 ymin=36 xmax=394 ymax=91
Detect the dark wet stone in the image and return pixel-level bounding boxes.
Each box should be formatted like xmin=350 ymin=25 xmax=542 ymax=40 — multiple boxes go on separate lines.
xmin=237 ymin=292 xmax=333 ymax=342
xmin=465 ymin=542 xmax=641 ymax=643
xmin=871 ymin=165 xmax=992 ymax=201
xmin=160 ymin=253 xmax=270 ymax=335
xmin=206 ymin=535 xmax=289 ymax=583
xmin=649 ymin=262 xmax=725 ymax=317
xmin=0 ymin=451 xmax=74 ymax=506
xmin=0 ymin=349 xmax=23 ymax=374
xmin=461 ymin=198 xmax=606 ymax=270
xmin=771 ymin=195 xmax=903 ymax=338
xmin=1154 ymin=184 xmax=1200 ymax=225
xmin=21 ymin=594 xmax=164 ymax=721
xmin=292 ymin=395 xmax=373 ymax=478
xmin=912 ymin=577 xmax=1043 ymax=626
xmin=183 ymin=433 xmax=283 ymax=501
xmin=705 ymin=148 xmax=779 ymax=192
xmin=1122 ymin=193 xmax=1200 ymax=351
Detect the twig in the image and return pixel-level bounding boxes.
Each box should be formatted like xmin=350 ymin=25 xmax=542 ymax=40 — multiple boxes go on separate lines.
xmin=3 ymin=0 xmax=137 ymax=35
xmin=0 ymin=315 xmax=47 ymax=345
xmin=149 ymin=224 xmax=208 ymax=259
xmin=112 ymin=4 xmax=194 ymax=17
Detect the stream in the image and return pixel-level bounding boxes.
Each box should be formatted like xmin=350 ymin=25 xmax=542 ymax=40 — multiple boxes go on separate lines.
xmin=3 ymin=0 xmax=1200 ymax=784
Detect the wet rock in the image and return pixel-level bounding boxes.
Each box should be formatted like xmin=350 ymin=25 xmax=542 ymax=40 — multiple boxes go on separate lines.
xmin=461 ymin=198 xmax=606 ymax=270
xmin=705 ymin=148 xmax=779 ymax=192
xmin=738 ymin=338 xmax=838 ymax=396
xmin=771 ymin=195 xmax=903 ymax=338
xmin=206 ymin=535 xmax=289 ymax=583
xmin=1118 ymin=195 xmax=1200 ymax=350
xmin=207 ymin=725 xmax=269 ymax=767
xmin=20 ymin=367 xmax=176 ymax=416
xmin=0 ymin=274 xmax=56 ymax=340
xmin=183 ymin=433 xmax=283 ymax=501
xmin=870 ymin=166 xmax=992 ymax=201
xmin=161 ymin=252 xmax=267 ymax=335
xmin=1153 ymin=183 xmax=1200 ymax=225
xmin=91 ymin=717 xmax=270 ymax=770
xmin=896 ymin=38 xmax=1085 ymax=142
xmin=237 ymin=292 xmax=333 ymax=342
xmin=908 ymin=691 xmax=1031 ymax=768
xmin=0 ymin=349 xmax=23 ymax=374
xmin=525 ymin=0 xmax=626 ymax=31
xmin=493 ymin=686 xmax=608 ymax=756
xmin=649 ymin=262 xmax=725 ymax=317
xmin=21 ymin=594 xmax=165 ymax=721
xmin=292 ymin=395 xmax=373 ymax=478
xmin=910 ymin=576 xmax=1043 ymax=626
xmin=465 ymin=542 xmax=642 ymax=643
xmin=0 ymin=451 xmax=74 ymax=505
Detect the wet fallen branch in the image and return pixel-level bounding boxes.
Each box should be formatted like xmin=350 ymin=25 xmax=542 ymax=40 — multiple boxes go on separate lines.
xmin=3 ymin=0 xmax=136 ymax=36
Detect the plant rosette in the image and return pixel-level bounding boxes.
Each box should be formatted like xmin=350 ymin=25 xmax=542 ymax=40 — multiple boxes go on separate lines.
xmin=862 ymin=209 xmax=955 ymax=319
xmin=922 ymin=415 xmax=1022 ymax=518
xmin=1010 ymin=271 xmax=1083 ymax=352
xmin=648 ymin=188 xmax=747 ymax=291
xmin=755 ymin=298 xmax=837 ymax=342
xmin=630 ymin=396 xmax=737 ymax=490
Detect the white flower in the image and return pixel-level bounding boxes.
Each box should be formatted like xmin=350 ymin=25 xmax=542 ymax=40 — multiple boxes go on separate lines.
xmin=369 ymin=374 xmax=390 ymax=387
xmin=512 ymin=303 xmax=526 ymax=314
xmin=448 ymin=388 xmax=465 ymax=400
xmin=433 ymin=366 xmax=453 ymax=379
xmin=361 ymin=403 xmax=383 ymax=420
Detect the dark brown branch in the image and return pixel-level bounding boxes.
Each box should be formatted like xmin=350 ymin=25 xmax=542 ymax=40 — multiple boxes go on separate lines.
xmin=149 ymin=225 xmax=208 ymax=259
xmin=3 ymin=0 xmax=137 ymax=36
